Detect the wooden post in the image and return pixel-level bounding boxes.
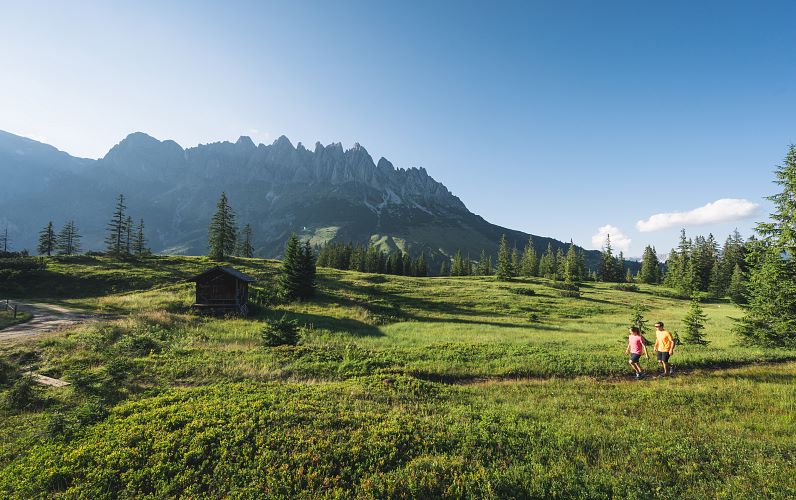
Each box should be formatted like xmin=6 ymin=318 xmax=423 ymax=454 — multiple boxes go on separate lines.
xmin=13 ymin=305 xmax=17 ymax=319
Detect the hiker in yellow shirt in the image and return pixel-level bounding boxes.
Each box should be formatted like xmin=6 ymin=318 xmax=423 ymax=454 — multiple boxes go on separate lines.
xmin=653 ymin=321 xmax=675 ymax=376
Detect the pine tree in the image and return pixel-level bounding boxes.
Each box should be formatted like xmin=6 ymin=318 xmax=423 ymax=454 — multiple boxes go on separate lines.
xmin=56 ymin=220 xmax=81 ymax=255
xmin=598 ymin=235 xmax=616 ymax=282
xmin=728 ymin=263 xmax=746 ymax=304
xmin=413 ymin=253 xmax=427 ymax=277
xmin=616 ymin=251 xmax=625 ymax=283
xmin=628 ymin=303 xmax=651 ymax=344
xmin=511 ymin=247 xmax=520 ymax=278
xmin=105 ymin=194 xmax=128 ymax=256
xmin=736 ymin=147 xmax=796 ymax=346
xmin=280 ymin=234 xmax=303 ymax=300
xmin=682 ymin=297 xmax=710 ymax=345
xmin=477 ymin=249 xmax=491 ymax=276
xmin=520 ymin=237 xmax=538 ymax=277
xmin=462 ymin=254 xmax=472 ymax=276
xmin=392 ymin=250 xmax=404 ymax=275
xmin=37 ymin=221 xmax=56 ymax=256
xmin=237 ymin=224 xmax=254 ymax=258
xmin=439 ymin=259 xmax=449 ymax=276
xmin=402 ymin=253 xmax=413 ymax=276
xmin=563 ymin=242 xmax=581 ymax=283
xmin=208 ymin=192 xmax=237 ymax=261
xmin=298 ymin=240 xmax=317 ymax=298
xmin=132 ymin=218 xmax=149 ymax=256
xmin=639 ymin=245 xmax=660 ymax=284
xmin=451 ymin=250 xmax=464 ymax=276
xmin=495 ymin=234 xmax=512 ymax=281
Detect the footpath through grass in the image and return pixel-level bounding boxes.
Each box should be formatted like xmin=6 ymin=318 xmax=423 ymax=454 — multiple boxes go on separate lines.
xmin=0 ymin=311 xmax=33 ymax=330
xmin=0 ymin=255 xmax=794 ymax=497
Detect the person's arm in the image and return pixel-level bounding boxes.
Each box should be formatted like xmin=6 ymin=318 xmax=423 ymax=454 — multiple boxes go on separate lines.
xmin=643 ymin=345 xmax=649 ymax=359
xmin=625 ymin=343 xmax=630 ymax=355
xmin=668 ymin=333 xmax=674 ymax=354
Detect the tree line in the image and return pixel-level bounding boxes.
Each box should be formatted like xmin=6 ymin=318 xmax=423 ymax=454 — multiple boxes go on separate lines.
xmin=316 ymin=242 xmax=428 ymax=276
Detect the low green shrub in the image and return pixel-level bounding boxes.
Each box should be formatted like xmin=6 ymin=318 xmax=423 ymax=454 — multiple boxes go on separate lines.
xmin=261 ymin=317 xmax=301 ymax=346
xmin=612 ymin=284 xmax=639 ymax=292
xmin=5 ymin=374 xmax=41 ymax=410
xmin=511 ymin=287 xmax=536 ymax=296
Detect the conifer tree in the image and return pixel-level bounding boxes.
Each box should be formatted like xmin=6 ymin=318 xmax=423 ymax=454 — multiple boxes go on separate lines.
xmin=56 ymin=220 xmax=81 ymax=255
xmin=298 ymin=240 xmax=317 ymax=298
xmin=392 ymin=250 xmax=404 ymax=275
xmin=462 ymin=254 xmax=472 ymax=276
xmin=628 ymin=303 xmax=651 ymax=344
xmin=511 ymin=247 xmax=520 ymax=278
xmin=413 ymin=253 xmax=427 ymax=277
xmin=639 ymin=245 xmax=660 ymax=284
xmin=599 ymin=235 xmax=616 ymax=282
xmin=402 ymin=252 xmax=413 ymax=276
xmin=538 ymin=243 xmax=552 ymax=278
xmin=477 ymin=249 xmax=491 ymax=275
xmin=132 ymin=218 xmax=149 ymax=256
xmin=451 ymin=250 xmax=464 ymax=276
xmin=736 ymin=146 xmax=796 ymax=346
xmin=728 ymin=263 xmax=746 ymax=304
xmin=563 ymin=242 xmax=581 ymax=283
xmin=495 ymin=234 xmax=513 ymax=281
xmin=616 ymin=251 xmax=626 ymax=283
xmin=280 ymin=234 xmax=301 ymax=299
xmin=105 ymin=194 xmax=128 ymax=256
xmin=439 ymin=259 xmax=449 ymax=276
xmin=208 ymin=192 xmax=237 ymax=260
xmin=682 ymin=297 xmax=709 ymax=345
xmin=37 ymin=221 xmax=56 ymax=256
xmin=520 ymin=237 xmax=538 ymax=277
xmin=236 ymin=224 xmax=254 ymax=258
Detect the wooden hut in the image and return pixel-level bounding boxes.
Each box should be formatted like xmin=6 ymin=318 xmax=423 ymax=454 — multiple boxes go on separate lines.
xmin=189 ymin=266 xmax=257 ymax=316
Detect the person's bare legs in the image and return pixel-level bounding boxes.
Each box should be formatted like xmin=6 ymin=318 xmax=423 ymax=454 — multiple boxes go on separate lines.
xmin=629 ymin=360 xmax=641 ymax=374
xmin=662 ymin=360 xmax=670 ymax=375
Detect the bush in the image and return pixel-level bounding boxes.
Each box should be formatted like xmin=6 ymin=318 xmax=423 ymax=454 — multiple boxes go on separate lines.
xmin=612 ymin=284 xmax=639 ymax=292
xmin=546 ymin=282 xmax=579 ymax=291
xmin=510 ymin=287 xmax=536 ymax=296
xmin=0 ymin=358 xmax=17 ymax=386
xmin=558 ymin=290 xmax=581 ymax=298
xmin=261 ymin=316 xmax=301 ymax=346
xmin=5 ymin=374 xmax=41 ymax=410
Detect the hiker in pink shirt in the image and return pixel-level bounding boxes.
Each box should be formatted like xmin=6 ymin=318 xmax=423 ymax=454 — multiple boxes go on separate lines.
xmin=625 ymin=326 xmax=649 ymax=379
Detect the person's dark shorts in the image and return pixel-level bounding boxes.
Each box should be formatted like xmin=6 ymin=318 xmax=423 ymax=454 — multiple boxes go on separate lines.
xmin=629 ymin=353 xmax=641 ymax=363
xmin=656 ymin=351 xmax=671 ymax=362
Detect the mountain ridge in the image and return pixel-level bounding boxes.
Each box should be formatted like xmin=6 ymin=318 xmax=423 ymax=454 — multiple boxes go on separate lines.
xmin=0 ymin=129 xmax=616 ymax=274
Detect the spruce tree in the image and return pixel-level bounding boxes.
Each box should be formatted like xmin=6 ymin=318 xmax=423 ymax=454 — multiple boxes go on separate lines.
xmin=599 ymin=235 xmax=616 ymax=282
xmin=37 ymin=221 xmax=56 ymax=256
xmin=451 ymin=250 xmax=464 ymax=276
xmin=628 ymin=303 xmax=651 ymax=344
xmin=132 ymin=218 xmax=149 ymax=256
xmin=413 ymin=253 xmax=427 ymax=277
xmin=208 ymin=192 xmax=237 ymax=261
xmin=298 ymin=240 xmax=317 ymax=298
xmin=736 ymin=146 xmax=796 ymax=346
xmin=439 ymin=259 xmax=449 ymax=276
xmin=476 ymin=249 xmax=491 ymax=275
xmin=511 ymin=247 xmax=520 ymax=278
xmin=639 ymin=245 xmax=660 ymax=284
xmin=56 ymin=220 xmax=81 ymax=255
xmin=237 ymin=224 xmax=254 ymax=258
xmin=495 ymin=234 xmax=512 ymax=281
xmin=462 ymin=254 xmax=472 ymax=276
xmin=728 ymin=263 xmax=746 ymax=304
xmin=520 ymin=237 xmax=538 ymax=277
xmin=280 ymin=234 xmax=303 ymax=300
xmin=682 ymin=297 xmax=710 ymax=345
xmin=105 ymin=194 xmax=128 ymax=256
xmin=402 ymin=252 xmax=413 ymax=276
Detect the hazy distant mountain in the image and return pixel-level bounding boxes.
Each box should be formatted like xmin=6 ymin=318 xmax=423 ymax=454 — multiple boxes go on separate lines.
xmin=0 ymin=130 xmax=614 ymax=273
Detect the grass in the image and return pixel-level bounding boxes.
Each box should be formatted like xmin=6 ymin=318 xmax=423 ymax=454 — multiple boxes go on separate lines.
xmin=0 ymin=255 xmax=794 ymax=497
xmin=0 ymin=311 xmax=32 ymax=330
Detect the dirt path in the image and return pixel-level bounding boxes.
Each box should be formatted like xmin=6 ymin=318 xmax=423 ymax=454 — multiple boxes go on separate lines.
xmin=0 ymin=302 xmax=104 ymax=342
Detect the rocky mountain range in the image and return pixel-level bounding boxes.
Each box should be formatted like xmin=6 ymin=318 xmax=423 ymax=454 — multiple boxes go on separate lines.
xmin=0 ymin=129 xmax=611 ymax=273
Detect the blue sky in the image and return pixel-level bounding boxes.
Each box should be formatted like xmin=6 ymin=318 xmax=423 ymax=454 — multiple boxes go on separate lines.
xmin=2 ymin=0 xmax=794 ymax=256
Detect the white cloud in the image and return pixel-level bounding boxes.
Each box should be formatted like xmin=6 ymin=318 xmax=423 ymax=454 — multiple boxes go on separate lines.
xmin=591 ymin=225 xmax=632 ymax=253
xmin=635 ymin=198 xmax=760 ymax=232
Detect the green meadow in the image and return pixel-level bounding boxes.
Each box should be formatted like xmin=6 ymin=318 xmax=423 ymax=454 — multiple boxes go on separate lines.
xmin=1 ymin=256 xmax=794 ymax=498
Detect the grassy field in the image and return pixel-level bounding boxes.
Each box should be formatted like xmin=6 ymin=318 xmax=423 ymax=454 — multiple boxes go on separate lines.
xmin=1 ymin=256 xmax=794 ymax=497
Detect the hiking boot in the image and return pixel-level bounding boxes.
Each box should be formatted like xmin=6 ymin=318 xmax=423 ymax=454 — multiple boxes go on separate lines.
xmin=638 ymin=373 xmax=645 ymax=379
